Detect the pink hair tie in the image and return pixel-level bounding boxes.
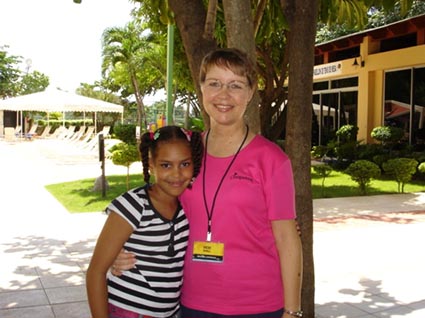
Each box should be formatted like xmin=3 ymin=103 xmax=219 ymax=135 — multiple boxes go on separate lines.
xmin=181 ymin=128 xmax=192 ymax=141
xmin=149 ymin=132 xmax=154 ymax=140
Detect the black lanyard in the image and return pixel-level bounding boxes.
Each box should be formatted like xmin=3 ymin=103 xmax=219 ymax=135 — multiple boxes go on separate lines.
xmin=202 ymin=125 xmax=249 ymax=241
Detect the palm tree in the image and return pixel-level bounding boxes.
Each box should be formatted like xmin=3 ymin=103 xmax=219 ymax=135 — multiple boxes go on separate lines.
xmin=102 ymin=22 xmax=152 ymax=131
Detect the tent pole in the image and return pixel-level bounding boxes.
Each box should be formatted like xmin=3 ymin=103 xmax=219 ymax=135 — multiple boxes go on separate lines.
xmin=166 ymin=23 xmax=174 ymax=125
xmin=20 ymin=111 xmax=24 ymax=139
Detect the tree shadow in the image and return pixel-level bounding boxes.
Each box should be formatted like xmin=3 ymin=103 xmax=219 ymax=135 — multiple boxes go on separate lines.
xmin=315 ymin=210 xmax=425 ymax=225
xmin=1 ymin=235 xmax=96 ymax=292
xmin=315 ymin=278 xmax=424 ymax=317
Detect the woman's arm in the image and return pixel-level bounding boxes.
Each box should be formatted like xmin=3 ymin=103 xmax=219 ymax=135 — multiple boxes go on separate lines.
xmin=86 ymin=212 xmax=134 ymax=318
xmin=271 ymin=219 xmax=303 ymax=318
xmin=110 ymin=249 xmax=137 ymax=276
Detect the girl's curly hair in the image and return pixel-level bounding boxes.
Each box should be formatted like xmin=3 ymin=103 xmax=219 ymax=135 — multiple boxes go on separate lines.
xmin=139 ymin=126 xmax=203 ymax=188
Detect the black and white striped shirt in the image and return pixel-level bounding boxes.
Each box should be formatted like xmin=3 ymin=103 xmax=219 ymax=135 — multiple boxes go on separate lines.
xmin=106 ymin=185 xmax=189 ymax=317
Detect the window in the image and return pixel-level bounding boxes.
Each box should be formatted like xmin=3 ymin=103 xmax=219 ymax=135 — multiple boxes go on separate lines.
xmin=384 ymin=67 xmax=425 ymax=147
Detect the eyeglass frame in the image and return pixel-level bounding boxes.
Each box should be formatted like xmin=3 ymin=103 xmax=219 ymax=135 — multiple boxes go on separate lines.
xmin=201 ymin=78 xmax=251 ymax=94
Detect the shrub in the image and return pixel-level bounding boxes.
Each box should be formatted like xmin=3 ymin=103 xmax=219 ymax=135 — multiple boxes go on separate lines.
xmin=311 ymin=145 xmax=329 ymax=160
xmin=357 ymin=143 xmax=385 ymax=161
xmin=312 ymin=164 xmax=332 ymax=197
xmin=382 ymin=158 xmax=418 ymax=193
xmin=113 ymin=124 xmax=137 ymax=144
xmin=335 ymin=141 xmax=359 ymax=163
xmin=371 ymin=126 xmax=404 ymax=145
xmin=419 ymin=162 xmax=425 ymax=174
xmin=188 ymin=117 xmax=205 ymax=132
xmin=372 ymin=154 xmax=391 ymax=169
xmin=111 ymin=142 xmax=140 ymax=190
xmin=412 ymin=152 xmax=425 ymax=163
xmin=336 ymin=124 xmax=358 ymax=142
xmin=345 ymin=160 xmax=381 ymax=195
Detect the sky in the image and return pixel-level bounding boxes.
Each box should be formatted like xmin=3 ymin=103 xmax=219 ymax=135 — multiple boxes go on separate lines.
xmin=0 ymin=0 xmax=135 ymax=93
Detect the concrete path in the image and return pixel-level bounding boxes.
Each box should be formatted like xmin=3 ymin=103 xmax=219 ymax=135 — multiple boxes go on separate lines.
xmin=0 ymin=138 xmax=424 ymax=318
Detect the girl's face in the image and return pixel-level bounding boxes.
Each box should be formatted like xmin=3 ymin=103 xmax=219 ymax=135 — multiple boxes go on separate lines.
xmin=201 ymin=65 xmax=254 ymax=127
xmin=149 ymin=140 xmax=194 ymax=199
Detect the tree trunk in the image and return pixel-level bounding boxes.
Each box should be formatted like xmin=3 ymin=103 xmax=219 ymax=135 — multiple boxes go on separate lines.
xmin=223 ymin=0 xmax=260 ymax=133
xmin=282 ymin=0 xmax=319 ymax=316
xmin=203 ymin=0 xmax=218 ymax=40
xmin=168 ymin=0 xmax=217 ymax=129
xmin=131 ymin=73 xmax=146 ymax=132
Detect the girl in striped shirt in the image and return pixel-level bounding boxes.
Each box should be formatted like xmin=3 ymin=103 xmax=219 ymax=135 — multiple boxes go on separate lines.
xmin=86 ymin=126 xmax=203 ymax=318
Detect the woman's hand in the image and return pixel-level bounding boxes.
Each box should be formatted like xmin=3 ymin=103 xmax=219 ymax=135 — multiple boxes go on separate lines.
xmin=110 ymin=248 xmax=137 ymax=276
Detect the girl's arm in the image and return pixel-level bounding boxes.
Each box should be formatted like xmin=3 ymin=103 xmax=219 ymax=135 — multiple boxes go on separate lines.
xmin=271 ymin=219 xmax=303 ymax=318
xmin=86 ymin=212 xmax=134 ymax=318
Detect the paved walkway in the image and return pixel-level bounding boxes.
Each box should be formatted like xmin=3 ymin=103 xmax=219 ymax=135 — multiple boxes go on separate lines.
xmin=0 ymin=138 xmax=424 ymax=318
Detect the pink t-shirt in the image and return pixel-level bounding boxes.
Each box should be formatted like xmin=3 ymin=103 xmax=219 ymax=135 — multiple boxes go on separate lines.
xmin=180 ymin=135 xmax=296 ymax=315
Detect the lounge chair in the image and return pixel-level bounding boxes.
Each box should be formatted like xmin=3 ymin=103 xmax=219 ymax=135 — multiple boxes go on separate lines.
xmin=38 ymin=126 xmax=51 ymax=139
xmin=79 ymin=126 xmax=95 ymax=145
xmin=25 ymin=124 xmax=38 ymax=140
xmin=69 ymin=126 xmax=86 ymax=142
xmin=14 ymin=125 xmax=22 ymax=138
xmin=58 ymin=126 xmax=77 ymax=140
xmin=99 ymin=125 xmax=111 ymax=138
xmin=48 ymin=126 xmax=66 ymax=139
xmin=81 ymin=132 xmax=101 ymax=151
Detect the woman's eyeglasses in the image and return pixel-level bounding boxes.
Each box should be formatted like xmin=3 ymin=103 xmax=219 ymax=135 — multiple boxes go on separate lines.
xmin=203 ymin=79 xmax=249 ymax=94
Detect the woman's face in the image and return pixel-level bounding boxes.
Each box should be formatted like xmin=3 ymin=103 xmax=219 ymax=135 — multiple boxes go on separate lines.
xmin=201 ymin=65 xmax=254 ymax=127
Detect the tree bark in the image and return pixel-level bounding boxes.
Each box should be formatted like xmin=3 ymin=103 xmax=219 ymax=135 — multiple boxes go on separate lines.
xmin=168 ymin=0 xmax=217 ymax=129
xmin=223 ymin=0 xmax=261 ymax=133
xmin=203 ymin=0 xmax=218 ymax=40
xmin=131 ymin=70 xmax=146 ymax=133
xmin=282 ymin=0 xmax=318 ymax=316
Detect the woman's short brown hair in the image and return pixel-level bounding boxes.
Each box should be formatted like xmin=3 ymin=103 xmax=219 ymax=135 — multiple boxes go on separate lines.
xmin=199 ymin=48 xmax=257 ymax=89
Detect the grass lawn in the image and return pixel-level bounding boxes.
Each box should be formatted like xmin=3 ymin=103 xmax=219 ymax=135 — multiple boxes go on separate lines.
xmin=45 ymin=174 xmax=145 ymax=213
xmin=45 ymin=170 xmax=425 ymax=213
xmin=311 ymin=169 xmax=424 ymax=199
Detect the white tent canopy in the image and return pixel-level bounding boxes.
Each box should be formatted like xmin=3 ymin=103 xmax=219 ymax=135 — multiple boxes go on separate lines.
xmin=0 ymin=88 xmax=124 ymax=114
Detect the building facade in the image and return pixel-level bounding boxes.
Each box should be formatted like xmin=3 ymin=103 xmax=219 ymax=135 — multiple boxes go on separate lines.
xmin=313 ymin=14 xmax=425 ymax=148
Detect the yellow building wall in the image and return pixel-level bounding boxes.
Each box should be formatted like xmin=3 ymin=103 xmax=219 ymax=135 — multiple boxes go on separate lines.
xmin=315 ymin=36 xmax=425 ymax=144
xmin=357 ymin=65 xmax=370 ymax=143
xmin=370 ymin=70 xmax=384 ymax=143
xmin=360 ymin=43 xmax=425 ymax=142
xmin=366 ymin=45 xmax=425 ymax=71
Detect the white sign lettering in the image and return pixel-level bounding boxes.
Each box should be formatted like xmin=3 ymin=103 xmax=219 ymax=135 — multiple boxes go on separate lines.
xmin=313 ymin=62 xmax=342 ymax=79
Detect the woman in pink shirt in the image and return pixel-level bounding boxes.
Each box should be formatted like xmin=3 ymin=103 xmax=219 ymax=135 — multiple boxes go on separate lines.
xmin=113 ymin=48 xmax=303 ymax=318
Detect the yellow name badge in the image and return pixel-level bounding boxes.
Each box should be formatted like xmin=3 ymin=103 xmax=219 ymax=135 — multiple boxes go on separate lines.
xmin=193 ymin=241 xmax=224 ymax=263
